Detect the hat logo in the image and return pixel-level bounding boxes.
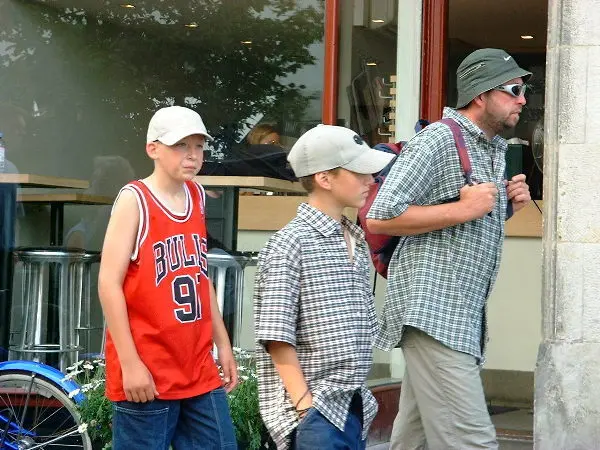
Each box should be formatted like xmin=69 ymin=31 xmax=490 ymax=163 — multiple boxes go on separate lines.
xmin=353 ymin=135 xmax=364 ymax=145
xmin=504 ymin=56 xmax=511 ymax=61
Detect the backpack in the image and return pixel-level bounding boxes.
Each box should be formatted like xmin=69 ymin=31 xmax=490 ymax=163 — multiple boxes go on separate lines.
xmin=357 ymin=118 xmax=472 ymax=279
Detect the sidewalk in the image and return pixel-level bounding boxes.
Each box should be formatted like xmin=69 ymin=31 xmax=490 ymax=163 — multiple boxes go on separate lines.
xmin=368 ymin=442 xmax=532 ymax=450
xmin=366 ymin=407 xmax=534 ymax=449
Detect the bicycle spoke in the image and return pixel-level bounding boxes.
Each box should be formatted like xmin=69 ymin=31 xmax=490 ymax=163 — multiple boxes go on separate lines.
xmin=0 ymin=372 xmax=91 ymax=449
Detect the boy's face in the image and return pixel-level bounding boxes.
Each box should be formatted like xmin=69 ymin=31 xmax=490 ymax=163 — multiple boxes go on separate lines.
xmin=147 ymin=134 xmax=205 ymax=181
xmin=327 ymin=168 xmax=374 ymax=209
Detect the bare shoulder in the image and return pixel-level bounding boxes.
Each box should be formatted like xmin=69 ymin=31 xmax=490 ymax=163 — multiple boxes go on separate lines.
xmin=101 ymin=187 xmax=140 ymax=266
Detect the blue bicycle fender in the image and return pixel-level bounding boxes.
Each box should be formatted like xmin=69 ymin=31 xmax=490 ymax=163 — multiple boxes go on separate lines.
xmin=0 ymin=360 xmax=85 ymax=404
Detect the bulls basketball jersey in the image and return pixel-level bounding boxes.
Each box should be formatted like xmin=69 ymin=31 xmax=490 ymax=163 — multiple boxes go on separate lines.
xmin=105 ymin=180 xmax=222 ymax=401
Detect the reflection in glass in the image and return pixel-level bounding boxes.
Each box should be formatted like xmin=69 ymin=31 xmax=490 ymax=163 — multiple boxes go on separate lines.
xmin=0 ymin=0 xmax=325 ymax=358
xmin=0 ymin=0 xmax=325 ymax=177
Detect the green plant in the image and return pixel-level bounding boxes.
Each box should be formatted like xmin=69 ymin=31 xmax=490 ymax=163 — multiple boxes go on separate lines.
xmin=226 ymin=348 xmax=275 ymax=450
xmin=64 ymin=359 xmax=113 ymax=450
xmin=65 ymin=349 xmax=274 ymax=450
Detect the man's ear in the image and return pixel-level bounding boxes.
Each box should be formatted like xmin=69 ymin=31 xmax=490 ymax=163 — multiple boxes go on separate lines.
xmin=471 ymin=92 xmax=488 ymax=108
xmin=146 ymin=141 xmax=159 ymax=160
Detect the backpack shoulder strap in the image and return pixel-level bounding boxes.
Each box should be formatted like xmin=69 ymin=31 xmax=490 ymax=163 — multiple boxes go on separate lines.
xmin=438 ymin=118 xmax=473 ymax=185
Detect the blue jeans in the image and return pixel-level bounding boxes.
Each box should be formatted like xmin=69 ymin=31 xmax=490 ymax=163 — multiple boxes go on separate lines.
xmin=112 ymin=387 xmax=237 ymax=450
xmin=292 ymin=393 xmax=366 ymax=450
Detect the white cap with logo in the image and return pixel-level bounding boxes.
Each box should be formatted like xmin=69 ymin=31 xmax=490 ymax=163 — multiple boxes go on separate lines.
xmin=287 ymin=125 xmax=395 ymax=178
xmin=147 ymin=106 xmax=213 ymax=145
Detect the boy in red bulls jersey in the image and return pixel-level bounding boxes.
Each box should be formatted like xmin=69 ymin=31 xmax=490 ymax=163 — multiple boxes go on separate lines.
xmin=99 ymin=106 xmax=238 ymax=450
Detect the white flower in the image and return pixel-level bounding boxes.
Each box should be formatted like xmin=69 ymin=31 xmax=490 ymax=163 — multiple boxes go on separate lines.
xmin=77 ymin=423 xmax=88 ymax=434
xmin=68 ymin=388 xmax=81 ymax=398
xmin=83 ymin=363 xmax=94 ymax=370
xmin=66 ymin=360 xmax=85 ymax=371
xmin=63 ymin=369 xmax=84 ymax=381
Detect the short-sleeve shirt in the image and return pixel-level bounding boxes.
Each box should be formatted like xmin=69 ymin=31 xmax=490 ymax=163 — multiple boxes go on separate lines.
xmin=367 ymin=107 xmax=508 ymax=359
xmin=254 ymin=203 xmax=379 ymax=449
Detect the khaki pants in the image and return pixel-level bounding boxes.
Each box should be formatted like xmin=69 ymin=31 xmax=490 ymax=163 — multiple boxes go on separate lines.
xmin=390 ymin=327 xmax=498 ymax=450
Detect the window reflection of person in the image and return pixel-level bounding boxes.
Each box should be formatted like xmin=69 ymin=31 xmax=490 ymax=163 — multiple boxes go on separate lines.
xmin=246 ymin=124 xmax=281 ymax=146
xmin=0 ymin=102 xmax=27 ymax=174
xmin=65 ymin=156 xmax=135 ymax=250
xmin=0 ymin=103 xmax=27 ymax=255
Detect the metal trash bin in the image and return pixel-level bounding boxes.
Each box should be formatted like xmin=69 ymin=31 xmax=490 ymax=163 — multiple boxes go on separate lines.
xmin=10 ymin=247 xmax=100 ymax=371
xmin=207 ymin=252 xmax=257 ymax=348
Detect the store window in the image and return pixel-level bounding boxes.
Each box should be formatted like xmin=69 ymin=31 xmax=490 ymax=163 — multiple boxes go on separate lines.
xmin=338 ymin=0 xmax=398 ymax=148
xmin=0 ymin=0 xmax=324 ymax=355
xmin=0 ymin=0 xmax=324 ymax=244
xmin=337 ymin=0 xmax=399 ymax=381
xmin=448 ymin=0 xmax=548 ymax=199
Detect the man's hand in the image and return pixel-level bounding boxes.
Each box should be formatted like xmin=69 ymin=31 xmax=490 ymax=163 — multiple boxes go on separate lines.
xmin=459 ymin=182 xmax=498 ymax=220
xmin=217 ymin=345 xmax=239 ymax=393
xmin=505 ymin=174 xmax=531 ymax=213
xmin=121 ymin=358 xmax=159 ymax=403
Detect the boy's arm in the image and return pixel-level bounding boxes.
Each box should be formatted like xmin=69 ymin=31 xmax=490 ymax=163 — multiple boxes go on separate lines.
xmin=255 ymin=246 xmax=310 ymax=413
xmin=98 ymin=189 xmax=159 ymax=403
xmin=266 ymin=341 xmax=312 ymax=412
xmin=210 ymin=282 xmax=238 ymax=393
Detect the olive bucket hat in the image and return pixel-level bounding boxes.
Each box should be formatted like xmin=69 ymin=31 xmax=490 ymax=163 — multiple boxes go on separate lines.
xmin=456 ymin=48 xmax=532 ymax=109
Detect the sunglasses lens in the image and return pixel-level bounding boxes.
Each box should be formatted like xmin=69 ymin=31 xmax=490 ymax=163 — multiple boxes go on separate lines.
xmin=510 ymin=84 xmax=526 ymax=97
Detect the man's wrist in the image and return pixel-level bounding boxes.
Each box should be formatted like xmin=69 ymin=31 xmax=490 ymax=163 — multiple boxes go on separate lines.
xmin=455 ymin=199 xmax=475 ymax=223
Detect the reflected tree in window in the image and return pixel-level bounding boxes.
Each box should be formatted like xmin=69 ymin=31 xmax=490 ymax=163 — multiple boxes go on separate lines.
xmin=0 ymin=0 xmax=323 ymax=168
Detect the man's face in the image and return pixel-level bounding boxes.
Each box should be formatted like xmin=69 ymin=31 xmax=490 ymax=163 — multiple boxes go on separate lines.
xmin=482 ymin=77 xmax=527 ymax=134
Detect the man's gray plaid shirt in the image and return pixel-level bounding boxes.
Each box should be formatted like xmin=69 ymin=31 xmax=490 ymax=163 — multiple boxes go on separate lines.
xmin=367 ymin=107 xmax=509 ymax=360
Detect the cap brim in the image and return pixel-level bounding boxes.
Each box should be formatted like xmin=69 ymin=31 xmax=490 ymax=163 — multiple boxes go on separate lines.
xmin=157 ymin=128 xmax=214 ymax=145
xmin=342 ymin=147 xmax=395 ymax=175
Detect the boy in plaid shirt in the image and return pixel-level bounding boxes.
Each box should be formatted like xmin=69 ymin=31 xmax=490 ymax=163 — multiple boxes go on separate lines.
xmin=254 ymin=125 xmax=394 ymax=449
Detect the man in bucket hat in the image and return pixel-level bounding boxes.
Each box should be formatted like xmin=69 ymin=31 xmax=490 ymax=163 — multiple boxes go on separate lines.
xmin=366 ymin=48 xmax=532 ymax=449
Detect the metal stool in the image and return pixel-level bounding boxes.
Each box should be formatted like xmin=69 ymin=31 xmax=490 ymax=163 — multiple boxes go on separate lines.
xmin=73 ymin=251 xmax=102 ymax=361
xmin=207 ymin=252 xmax=257 ymax=349
xmin=10 ymin=247 xmax=98 ymax=371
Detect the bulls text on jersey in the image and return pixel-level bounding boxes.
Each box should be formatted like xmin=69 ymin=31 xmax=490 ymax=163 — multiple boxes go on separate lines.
xmin=153 ymin=233 xmax=208 ymax=323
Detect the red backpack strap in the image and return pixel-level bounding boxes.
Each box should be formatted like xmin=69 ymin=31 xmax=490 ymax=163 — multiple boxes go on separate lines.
xmin=438 ymin=118 xmax=473 ymax=185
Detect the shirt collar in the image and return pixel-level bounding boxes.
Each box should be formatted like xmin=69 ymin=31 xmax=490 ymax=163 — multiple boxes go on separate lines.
xmin=443 ymin=107 xmax=487 ymax=141
xmin=442 ymin=107 xmax=506 ymax=147
xmin=297 ymin=203 xmax=365 ymax=240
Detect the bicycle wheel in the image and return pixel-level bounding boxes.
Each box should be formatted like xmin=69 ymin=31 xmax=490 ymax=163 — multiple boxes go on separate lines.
xmin=0 ymin=371 xmax=92 ymax=449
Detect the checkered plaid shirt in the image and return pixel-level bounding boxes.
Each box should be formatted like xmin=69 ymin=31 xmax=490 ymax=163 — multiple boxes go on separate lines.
xmin=367 ymin=107 xmax=508 ymax=359
xmin=254 ymin=203 xmax=379 ymax=449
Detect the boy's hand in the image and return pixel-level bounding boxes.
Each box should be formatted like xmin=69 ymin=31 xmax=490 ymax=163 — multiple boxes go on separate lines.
xmin=505 ymin=174 xmax=531 ymax=212
xmin=459 ymin=182 xmax=498 ymax=220
xmin=217 ymin=346 xmax=239 ymax=393
xmin=122 ymin=358 xmax=159 ymax=403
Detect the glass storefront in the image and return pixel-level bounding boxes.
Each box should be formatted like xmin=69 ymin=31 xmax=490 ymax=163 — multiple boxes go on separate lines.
xmin=0 ymin=0 xmax=325 ymax=357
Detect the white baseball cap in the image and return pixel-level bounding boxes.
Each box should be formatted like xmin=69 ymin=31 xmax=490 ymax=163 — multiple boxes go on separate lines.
xmin=287 ymin=124 xmax=395 ymax=177
xmin=146 ymin=106 xmax=213 ymax=144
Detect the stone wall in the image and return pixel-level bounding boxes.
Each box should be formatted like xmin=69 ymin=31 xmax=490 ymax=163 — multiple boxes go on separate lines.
xmin=535 ymin=0 xmax=600 ymax=448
